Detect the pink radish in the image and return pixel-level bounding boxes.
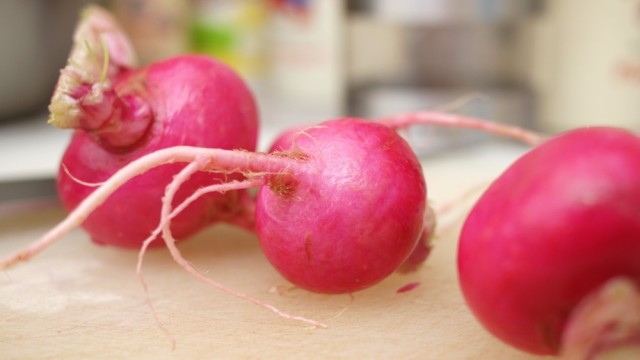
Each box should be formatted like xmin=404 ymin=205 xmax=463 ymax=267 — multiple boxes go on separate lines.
xmin=255 ymin=119 xmax=426 ymax=293
xmin=2 ymin=118 xmax=425 ymax=299
xmin=51 ymin=6 xmax=258 ymax=248
xmin=266 ymin=112 xmax=544 ymax=276
xmin=458 ymin=127 xmax=640 ymax=356
xmin=2 ymin=5 xmax=553 ymax=328
xmin=17 ymin=5 xmax=538 ymax=283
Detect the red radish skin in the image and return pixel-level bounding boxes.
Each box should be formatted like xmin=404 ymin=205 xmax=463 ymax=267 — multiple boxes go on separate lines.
xmin=396 ymin=207 xmax=434 ymax=274
xmin=267 ymin=124 xmax=435 ymax=277
xmin=458 ymin=127 xmax=640 ymax=355
xmin=256 ymin=119 xmax=426 ymax=293
xmin=396 ymin=282 xmax=421 ymax=294
xmin=267 ymin=126 xmax=304 ymax=153
xmin=53 ymin=7 xmax=258 ymax=248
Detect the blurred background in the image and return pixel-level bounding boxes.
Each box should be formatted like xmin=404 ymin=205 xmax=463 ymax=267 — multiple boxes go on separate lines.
xmin=0 ymin=0 xmax=639 ymax=205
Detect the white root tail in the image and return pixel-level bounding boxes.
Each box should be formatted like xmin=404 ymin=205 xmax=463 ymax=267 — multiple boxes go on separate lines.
xmin=561 ymin=277 xmax=640 ymax=360
xmin=136 ymin=157 xmax=326 ymax=330
xmin=0 ymin=146 xmax=296 ymax=269
xmin=2 ymin=144 xmax=324 ymax=336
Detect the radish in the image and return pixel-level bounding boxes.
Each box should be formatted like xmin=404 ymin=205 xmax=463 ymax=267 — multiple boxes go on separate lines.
xmin=458 ymin=127 xmax=640 ymax=356
xmin=255 ymin=119 xmax=426 ymax=293
xmin=266 ymin=112 xmax=544 ymax=276
xmin=51 ymin=5 xmax=258 ymax=248
xmin=3 ymin=118 xmax=425 ymax=296
xmin=2 ymin=5 xmax=553 ymax=328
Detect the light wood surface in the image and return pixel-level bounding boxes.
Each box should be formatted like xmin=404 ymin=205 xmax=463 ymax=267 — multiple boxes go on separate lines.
xmin=0 ymin=143 xmax=552 ymax=359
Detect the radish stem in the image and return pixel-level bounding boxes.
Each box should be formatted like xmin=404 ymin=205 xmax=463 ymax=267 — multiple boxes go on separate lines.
xmin=0 ymin=147 xmax=301 ymax=269
xmin=378 ymin=111 xmax=545 ymax=146
xmin=151 ymin=158 xmax=326 ymax=328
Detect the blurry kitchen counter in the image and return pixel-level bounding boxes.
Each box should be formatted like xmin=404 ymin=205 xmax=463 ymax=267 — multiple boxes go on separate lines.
xmin=0 ymin=115 xmax=70 ymax=214
xmin=0 ymin=114 xmax=70 ymax=182
xmin=0 ymin=139 xmax=550 ymax=359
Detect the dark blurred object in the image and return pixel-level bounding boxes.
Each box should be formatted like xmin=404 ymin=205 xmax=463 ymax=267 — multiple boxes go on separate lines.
xmin=0 ymin=0 xmax=100 ymax=122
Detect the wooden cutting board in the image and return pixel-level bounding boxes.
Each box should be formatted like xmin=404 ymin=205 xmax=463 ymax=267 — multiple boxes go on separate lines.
xmin=0 ymin=143 xmax=550 ymax=359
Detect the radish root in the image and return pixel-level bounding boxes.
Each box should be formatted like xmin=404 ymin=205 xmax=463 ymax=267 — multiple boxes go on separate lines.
xmin=0 ymin=146 xmax=297 ymax=269
xmin=561 ymin=277 xmax=640 ymax=360
xmin=142 ymin=157 xmax=326 ymax=329
xmin=378 ymin=111 xmax=546 ymax=146
xmin=61 ymin=163 xmax=106 ymax=187
xmin=2 ymin=146 xmax=325 ymax=329
xmin=136 ymin=168 xmax=268 ymax=347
